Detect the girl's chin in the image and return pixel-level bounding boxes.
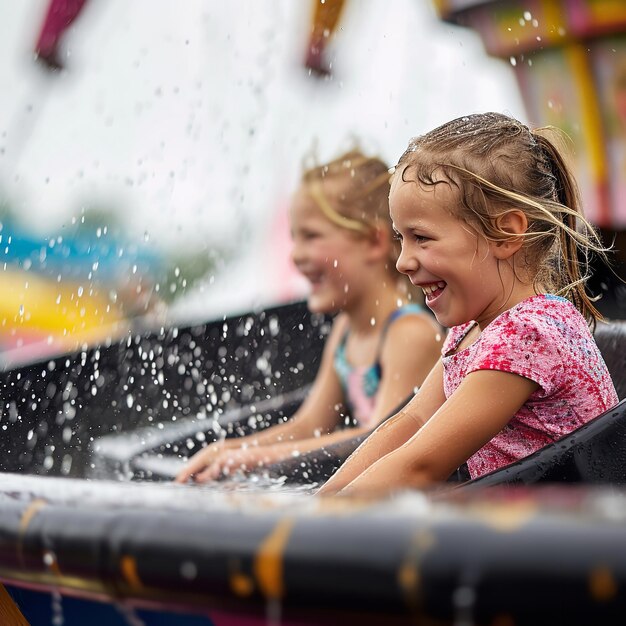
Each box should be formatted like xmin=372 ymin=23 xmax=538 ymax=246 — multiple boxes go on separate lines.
xmin=307 ymin=294 xmax=339 ymax=315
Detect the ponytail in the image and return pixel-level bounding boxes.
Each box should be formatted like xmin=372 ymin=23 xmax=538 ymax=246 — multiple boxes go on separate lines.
xmin=533 ymin=130 xmax=607 ymax=326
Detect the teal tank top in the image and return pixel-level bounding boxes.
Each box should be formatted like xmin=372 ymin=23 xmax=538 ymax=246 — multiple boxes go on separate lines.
xmin=333 ymin=303 xmax=425 ymax=428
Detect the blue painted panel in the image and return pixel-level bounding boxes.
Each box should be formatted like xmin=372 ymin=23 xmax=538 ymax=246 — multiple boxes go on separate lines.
xmin=6 ymin=586 xmax=215 ymax=626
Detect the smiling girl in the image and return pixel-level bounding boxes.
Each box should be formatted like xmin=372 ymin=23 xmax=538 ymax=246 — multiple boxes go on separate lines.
xmin=175 ymin=149 xmax=441 ymax=483
xmin=318 ymin=113 xmax=619 ymax=496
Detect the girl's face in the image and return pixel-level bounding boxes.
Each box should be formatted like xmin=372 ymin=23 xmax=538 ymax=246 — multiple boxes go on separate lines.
xmin=289 ymin=181 xmax=370 ymax=314
xmin=390 ymin=173 xmax=507 ymax=329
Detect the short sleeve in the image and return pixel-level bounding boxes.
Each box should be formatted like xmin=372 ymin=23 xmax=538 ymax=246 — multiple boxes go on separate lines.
xmin=467 ymin=313 xmax=560 ymax=396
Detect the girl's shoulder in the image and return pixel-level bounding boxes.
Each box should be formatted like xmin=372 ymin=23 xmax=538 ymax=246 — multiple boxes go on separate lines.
xmin=324 ymin=312 xmax=351 ymax=353
xmin=492 ymin=294 xmax=584 ymax=333
xmin=387 ymin=302 xmax=426 ymax=323
xmin=384 ymin=302 xmax=441 ymax=341
xmin=481 ymin=294 xmax=590 ymax=352
xmin=512 ymin=293 xmax=577 ymax=316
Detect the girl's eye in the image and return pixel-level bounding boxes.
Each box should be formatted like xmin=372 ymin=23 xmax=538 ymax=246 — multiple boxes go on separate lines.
xmin=413 ymin=233 xmax=430 ymax=243
xmin=392 ymin=232 xmax=402 ymax=242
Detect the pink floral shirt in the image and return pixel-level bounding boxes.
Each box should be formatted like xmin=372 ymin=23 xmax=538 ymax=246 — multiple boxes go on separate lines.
xmin=442 ymin=294 xmax=619 ymax=479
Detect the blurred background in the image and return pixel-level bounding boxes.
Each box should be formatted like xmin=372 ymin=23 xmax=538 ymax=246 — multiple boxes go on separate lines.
xmin=1 ymin=0 xmax=625 ymax=364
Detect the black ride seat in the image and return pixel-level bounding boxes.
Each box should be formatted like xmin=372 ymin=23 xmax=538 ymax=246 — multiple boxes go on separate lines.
xmin=595 ymin=319 xmax=626 ymax=399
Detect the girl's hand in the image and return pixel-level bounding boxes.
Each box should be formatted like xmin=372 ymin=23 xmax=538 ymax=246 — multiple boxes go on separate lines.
xmin=174 ymin=441 xmax=229 ymax=483
xmin=193 ymin=446 xmax=277 ymax=483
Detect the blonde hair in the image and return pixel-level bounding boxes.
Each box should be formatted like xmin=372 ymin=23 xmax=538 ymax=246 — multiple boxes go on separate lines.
xmin=396 ymin=112 xmax=609 ymax=325
xmin=302 ymin=149 xmax=399 ymax=273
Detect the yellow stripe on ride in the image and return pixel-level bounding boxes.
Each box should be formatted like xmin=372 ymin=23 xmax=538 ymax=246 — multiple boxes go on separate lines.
xmin=120 ymin=555 xmax=145 ymax=591
xmin=565 ymin=43 xmax=610 ymax=223
xmin=253 ymin=518 xmax=295 ymax=600
xmin=0 ymin=269 xmax=123 ymax=334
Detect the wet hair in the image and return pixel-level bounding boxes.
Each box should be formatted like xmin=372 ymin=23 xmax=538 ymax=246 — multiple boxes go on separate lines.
xmin=396 ymin=112 xmax=609 ymax=325
xmin=302 ymin=149 xmax=400 ymax=276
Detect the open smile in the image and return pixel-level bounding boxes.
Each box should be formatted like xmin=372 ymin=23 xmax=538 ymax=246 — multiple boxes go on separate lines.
xmin=420 ymin=281 xmax=446 ymax=303
xmin=301 ymin=270 xmax=324 ymax=287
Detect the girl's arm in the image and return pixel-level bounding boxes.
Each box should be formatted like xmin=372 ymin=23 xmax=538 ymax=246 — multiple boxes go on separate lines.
xmin=336 ymin=369 xmax=539 ymax=496
xmin=192 ymin=424 xmax=374 ymax=481
xmin=317 ymin=358 xmax=447 ymax=495
xmin=175 ymin=315 xmax=349 ymax=483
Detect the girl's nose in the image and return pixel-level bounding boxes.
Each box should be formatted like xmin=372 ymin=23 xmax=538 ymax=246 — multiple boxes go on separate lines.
xmin=291 ymin=240 xmax=304 ymax=266
xmin=396 ymin=246 xmax=417 ymax=275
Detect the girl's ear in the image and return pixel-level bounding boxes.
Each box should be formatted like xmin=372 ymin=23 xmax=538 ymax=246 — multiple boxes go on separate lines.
xmin=364 ymin=226 xmax=389 ymax=262
xmin=492 ymin=210 xmax=527 ymax=259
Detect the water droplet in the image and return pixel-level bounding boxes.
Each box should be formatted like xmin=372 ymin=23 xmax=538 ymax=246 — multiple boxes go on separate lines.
xmin=180 ymin=561 xmax=197 ymax=580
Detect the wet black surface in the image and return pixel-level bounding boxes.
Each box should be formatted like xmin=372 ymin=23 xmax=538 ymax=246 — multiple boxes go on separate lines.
xmin=0 ymin=300 xmax=330 ymax=478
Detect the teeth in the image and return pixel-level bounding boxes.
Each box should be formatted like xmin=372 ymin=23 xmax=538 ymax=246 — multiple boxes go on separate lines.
xmin=421 ymin=282 xmax=445 ymax=296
